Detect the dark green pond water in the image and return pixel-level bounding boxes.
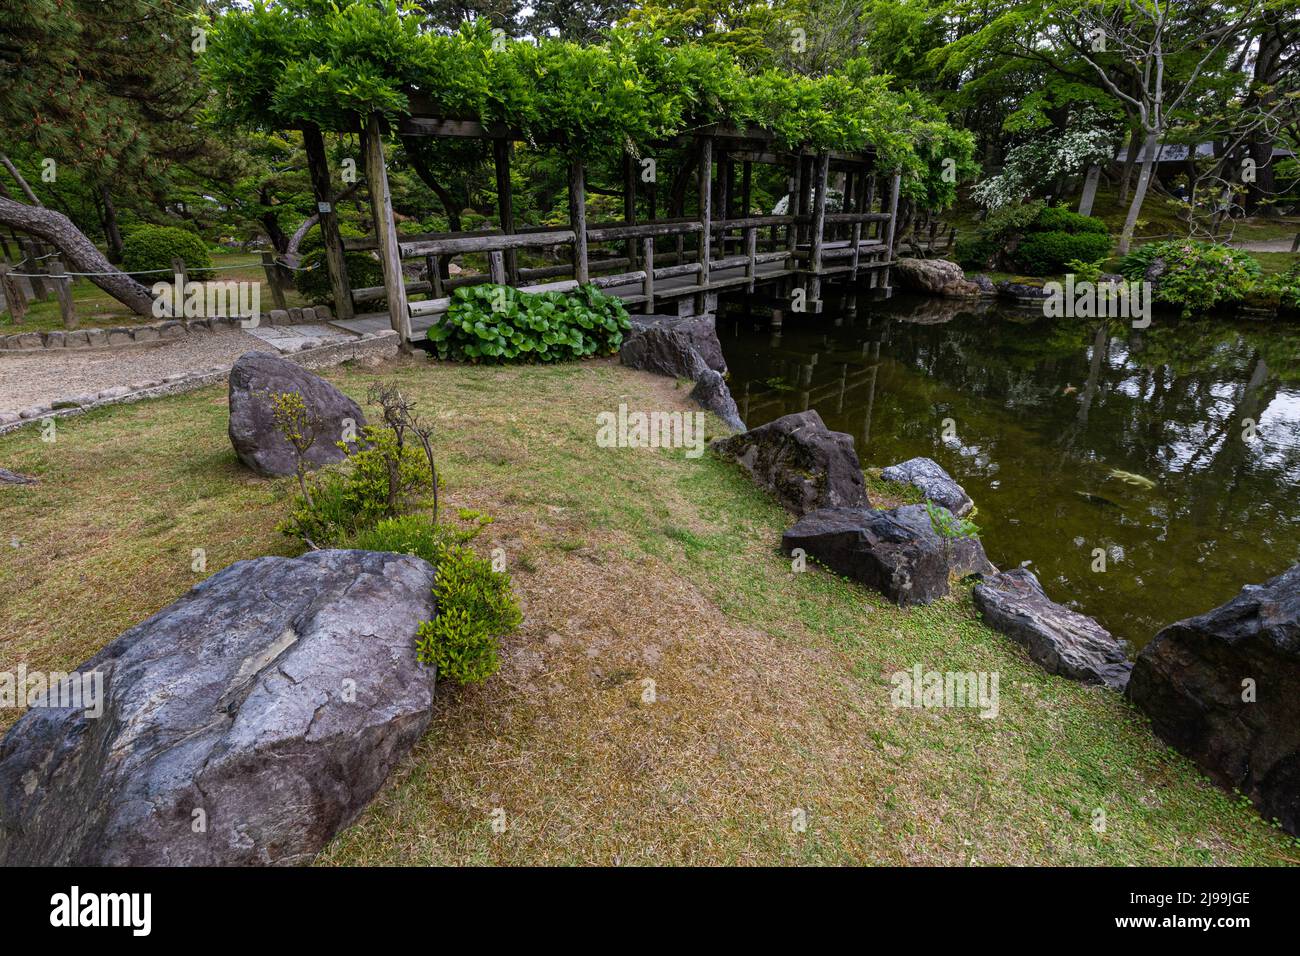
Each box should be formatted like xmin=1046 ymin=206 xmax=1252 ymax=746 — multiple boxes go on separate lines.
xmin=718 ymin=290 xmax=1300 ymax=649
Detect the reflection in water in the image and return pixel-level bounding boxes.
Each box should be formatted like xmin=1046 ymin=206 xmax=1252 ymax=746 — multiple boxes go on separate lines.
xmin=719 ymin=290 xmax=1300 ymax=648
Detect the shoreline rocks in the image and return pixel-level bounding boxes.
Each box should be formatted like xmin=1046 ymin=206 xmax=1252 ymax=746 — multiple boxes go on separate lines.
xmin=893 ymin=258 xmax=983 ymax=298
xmin=1126 ymin=564 xmax=1300 ymax=836
xmin=0 ymin=549 xmax=438 ymax=866
xmin=712 ymin=410 xmax=868 ymax=514
xmin=880 ymin=457 xmax=974 ymax=517
xmin=619 ymin=316 xmax=744 ymax=431
xmin=228 ymin=351 xmax=365 ymax=477
xmin=781 ymin=504 xmax=994 ymax=606
xmin=973 ymin=568 xmax=1132 ymax=690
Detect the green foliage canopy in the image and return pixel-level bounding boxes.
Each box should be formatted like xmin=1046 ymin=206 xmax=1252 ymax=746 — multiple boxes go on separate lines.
xmin=201 ymin=0 xmax=974 ymax=202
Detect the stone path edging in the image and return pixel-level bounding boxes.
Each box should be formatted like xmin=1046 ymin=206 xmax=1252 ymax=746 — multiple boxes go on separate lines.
xmin=0 ymin=331 xmax=400 ymax=436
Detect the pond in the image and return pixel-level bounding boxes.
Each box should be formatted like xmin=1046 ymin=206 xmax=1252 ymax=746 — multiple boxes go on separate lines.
xmin=717 ymin=290 xmax=1300 ymax=650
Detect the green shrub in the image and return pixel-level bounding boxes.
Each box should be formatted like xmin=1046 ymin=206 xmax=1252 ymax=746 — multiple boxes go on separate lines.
xmin=278 ymin=426 xmax=435 ymax=546
xmin=1013 ymin=230 xmax=1112 ymax=275
xmin=415 ymin=543 xmax=521 ymax=685
xmin=1118 ymin=240 xmax=1263 ymax=314
xmin=346 ymin=510 xmax=494 ymax=563
xmin=428 ymin=283 xmax=631 ymax=363
xmin=295 ymin=224 xmax=385 ymax=306
xmin=1263 ymin=261 xmax=1300 ymax=311
xmin=1032 ymin=206 xmax=1108 ymax=234
xmin=121 ymin=225 xmax=213 ymax=281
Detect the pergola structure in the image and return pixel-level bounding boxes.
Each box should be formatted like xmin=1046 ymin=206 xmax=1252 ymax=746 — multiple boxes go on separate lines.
xmin=303 ymin=105 xmax=902 ymax=348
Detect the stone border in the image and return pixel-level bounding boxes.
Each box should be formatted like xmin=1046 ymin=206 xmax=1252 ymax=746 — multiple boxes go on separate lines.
xmin=0 ymin=307 xmax=335 ymax=353
xmin=0 ymin=330 xmax=400 ymax=435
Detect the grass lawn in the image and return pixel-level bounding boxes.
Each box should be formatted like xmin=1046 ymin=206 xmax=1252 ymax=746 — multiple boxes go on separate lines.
xmin=1 ymin=251 xmax=314 ymax=335
xmin=1 ymin=356 xmax=1297 ymax=865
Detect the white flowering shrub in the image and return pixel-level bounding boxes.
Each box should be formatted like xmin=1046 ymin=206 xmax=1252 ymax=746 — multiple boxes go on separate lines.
xmin=972 ymin=111 xmax=1116 ymax=210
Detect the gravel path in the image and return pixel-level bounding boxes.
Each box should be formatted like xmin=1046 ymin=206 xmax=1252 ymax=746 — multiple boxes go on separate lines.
xmin=0 ymin=331 xmax=276 ymax=415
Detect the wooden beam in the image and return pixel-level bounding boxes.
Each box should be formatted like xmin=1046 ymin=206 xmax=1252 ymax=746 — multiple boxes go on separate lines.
xmin=785 ymin=158 xmax=802 ymax=270
xmin=741 ymin=160 xmax=752 ymax=217
xmin=642 ymin=237 xmax=655 ymax=312
xmin=623 ymin=152 xmax=638 ymax=268
xmin=809 ymin=152 xmax=830 ymax=305
xmin=363 ymin=113 xmax=411 ymax=346
xmin=47 ymin=257 xmax=76 ymax=329
xmin=302 ymin=124 xmax=354 ymax=320
xmin=401 ymin=230 xmax=575 ymax=257
xmin=568 ymin=159 xmax=589 ymax=284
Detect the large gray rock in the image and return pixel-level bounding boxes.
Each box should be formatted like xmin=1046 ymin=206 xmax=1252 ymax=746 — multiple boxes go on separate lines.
xmin=228 ymin=351 xmax=365 ymax=477
xmin=713 ymin=410 xmax=868 ymax=515
xmin=629 ymin=314 xmax=727 ymax=373
xmin=881 ymin=456 xmax=974 ymax=517
xmin=0 ymin=549 xmax=438 ymax=865
xmin=893 ymin=258 xmax=982 ymax=297
xmin=781 ymin=504 xmax=994 ymax=606
xmin=973 ymin=568 xmax=1132 ymax=690
xmin=1126 ymin=564 xmax=1300 ymax=836
xmin=620 ymin=323 xmax=744 ymax=431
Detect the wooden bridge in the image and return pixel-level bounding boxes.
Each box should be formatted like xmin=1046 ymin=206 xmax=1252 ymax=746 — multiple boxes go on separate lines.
xmin=304 ymin=111 xmax=902 ymax=345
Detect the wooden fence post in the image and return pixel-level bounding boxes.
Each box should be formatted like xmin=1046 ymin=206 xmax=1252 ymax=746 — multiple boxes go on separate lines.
xmin=493 ymin=137 xmax=518 ymax=283
xmin=642 ymin=237 xmax=655 ymax=312
xmin=21 ymin=241 xmax=48 ymax=300
xmin=0 ymin=264 xmax=26 ymax=323
xmin=488 ymin=250 xmax=506 ymax=285
xmin=744 ymin=226 xmax=757 ymax=292
xmin=363 ymin=112 xmax=411 ymax=346
xmin=808 ymin=152 xmax=830 ymax=309
xmin=568 ymin=159 xmax=589 ymax=284
xmin=47 ymin=257 xmax=77 ymax=329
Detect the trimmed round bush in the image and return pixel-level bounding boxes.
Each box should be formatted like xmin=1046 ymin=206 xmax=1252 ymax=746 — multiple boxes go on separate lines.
xmin=121 ymin=225 xmax=213 ymax=281
xmin=1013 ymin=230 xmax=1112 ymax=275
xmin=1032 ymin=206 xmax=1108 ymax=235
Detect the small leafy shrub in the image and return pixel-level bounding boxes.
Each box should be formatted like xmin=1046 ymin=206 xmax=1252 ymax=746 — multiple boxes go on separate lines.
xmin=1065 ymin=258 xmax=1107 ymax=283
xmin=416 ymin=543 xmax=522 ymax=684
xmin=1259 ymin=261 xmax=1300 ymax=312
xmin=348 ymin=514 xmax=446 ymax=564
xmin=428 ymin=283 xmax=631 ymax=363
xmin=925 ymin=500 xmax=980 ymax=566
xmin=279 ymin=426 xmax=434 ymax=546
xmin=295 ymin=224 xmax=385 ymax=305
xmin=121 ymin=225 xmax=213 ymax=280
xmin=1013 ymin=230 xmax=1112 ymax=275
xmin=1032 ymin=206 xmax=1108 ymax=235
xmin=1118 ymin=241 xmax=1263 ymax=314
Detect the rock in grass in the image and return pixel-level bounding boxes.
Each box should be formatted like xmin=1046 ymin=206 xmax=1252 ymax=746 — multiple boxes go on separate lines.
xmin=781 ymin=504 xmax=994 ymax=606
xmin=1126 ymin=564 xmax=1300 ymax=836
xmin=228 ymin=351 xmax=364 ymax=477
xmin=620 ymin=324 xmax=744 ymax=431
xmin=880 ymin=456 xmax=973 ymax=517
xmin=628 ymin=314 xmax=727 ymax=373
xmin=972 ymin=568 xmax=1131 ymax=690
xmin=0 ymin=549 xmax=437 ymax=865
xmin=712 ymin=410 xmax=868 ymax=515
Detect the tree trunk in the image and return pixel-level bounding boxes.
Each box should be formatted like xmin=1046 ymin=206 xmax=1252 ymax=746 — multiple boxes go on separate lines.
xmin=99 ymin=184 xmax=124 ymax=263
xmin=1119 ymin=126 xmax=1142 ymax=204
xmin=1119 ymin=130 xmax=1160 ymax=256
xmin=0 ymin=196 xmax=154 ymax=314
xmin=400 ymin=137 xmax=462 ymax=232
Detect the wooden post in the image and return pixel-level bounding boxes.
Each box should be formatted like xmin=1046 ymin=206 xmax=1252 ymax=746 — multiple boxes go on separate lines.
xmin=493 ymin=137 xmax=518 ymax=283
xmin=488 ymin=250 xmax=506 ymax=285
xmin=741 ymin=160 xmax=752 ymax=218
xmin=302 ymin=123 xmax=354 ymax=320
xmin=568 ymin=159 xmax=589 ymax=284
xmin=623 ymin=152 xmax=638 ymax=268
xmin=642 ymin=236 xmax=655 ymax=312
xmin=0 ymin=264 xmax=26 ymax=323
xmin=697 ymin=136 xmax=712 ymax=290
xmin=883 ymin=169 xmax=902 ymax=290
xmin=261 ymin=252 xmax=288 ymax=310
xmin=744 ymin=226 xmax=757 ymax=292
xmin=863 ymin=174 xmax=877 ymax=239
xmin=21 ymin=241 xmax=48 ymax=300
xmin=786 ymin=156 xmax=802 ymax=269
xmin=809 ymin=153 xmax=830 ymax=308
xmin=47 ymin=257 xmax=77 ymax=329
xmin=427 ymin=255 xmax=444 ymax=298
xmin=171 ymin=256 xmax=188 ymax=290
xmin=363 ymin=112 xmax=411 ymax=346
